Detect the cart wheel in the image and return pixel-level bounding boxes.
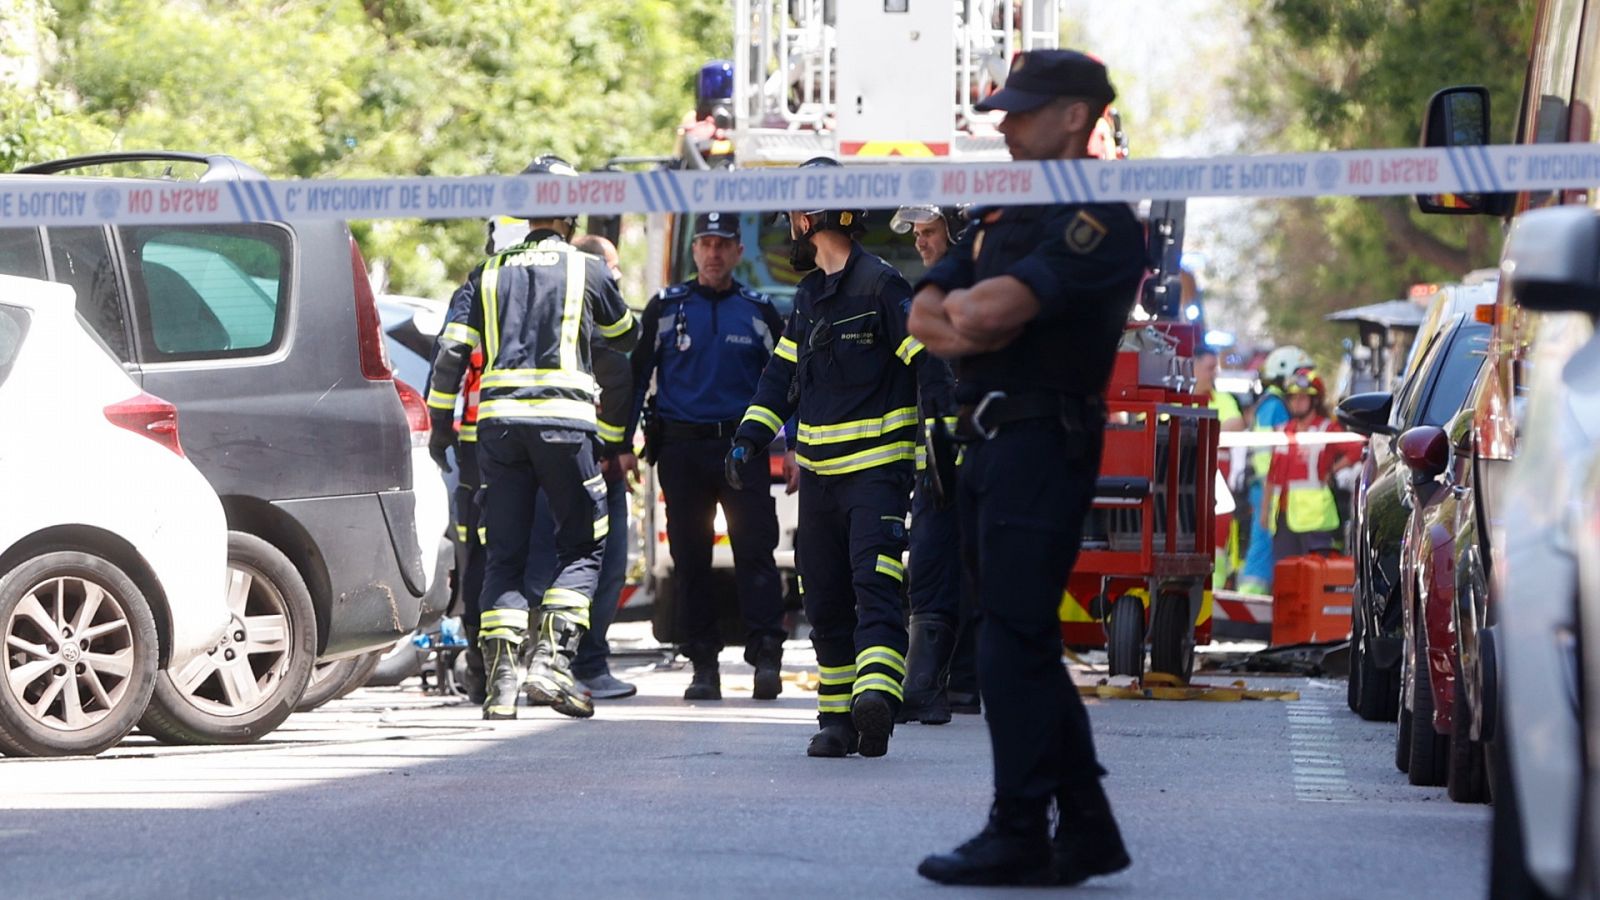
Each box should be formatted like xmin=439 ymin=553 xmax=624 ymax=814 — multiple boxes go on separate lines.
xmin=1149 ymin=588 xmax=1195 ymax=681
xmin=1106 ymin=594 xmax=1145 ymax=680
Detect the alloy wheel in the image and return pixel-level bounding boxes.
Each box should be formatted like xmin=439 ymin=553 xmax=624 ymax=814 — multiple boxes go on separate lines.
xmin=163 ymin=562 xmax=291 ymax=716
xmin=4 ymin=576 xmax=137 ymax=732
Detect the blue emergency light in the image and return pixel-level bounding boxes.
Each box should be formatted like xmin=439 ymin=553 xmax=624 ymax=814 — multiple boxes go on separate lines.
xmin=696 ymin=60 xmax=734 ymax=122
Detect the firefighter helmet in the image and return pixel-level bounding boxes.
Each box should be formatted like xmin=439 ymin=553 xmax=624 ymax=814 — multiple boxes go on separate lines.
xmin=1262 ymin=345 xmax=1314 ymax=382
xmin=795 ymin=156 xmax=866 ymax=235
xmin=1283 ymin=367 xmax=1325 ymax=397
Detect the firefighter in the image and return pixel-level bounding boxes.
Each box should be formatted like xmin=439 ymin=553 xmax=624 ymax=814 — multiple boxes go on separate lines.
xmin=1266 ymin=368 xmax=1355 ymax=560
xmin=729 ymin=157 xmax=941 ymax=758
xmin=427 ymin=154 xmax=638 ymax=721
xmin=628 ymin=211 xmax=790 ymax=702
xmin=908 ymin=50 xmax=1140 ymax=886
xmin=439 ymin=345 xmax=488 ymax=704
xmin=890 ymin=204 xmax=969 ymax=726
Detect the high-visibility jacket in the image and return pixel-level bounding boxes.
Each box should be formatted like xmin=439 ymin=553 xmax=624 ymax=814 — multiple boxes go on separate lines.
xmin=1265 ymin=414 xmax=1349 ymax=534
xmin=735 ymin=244 xmax=938 ymax=477
xmin=428 ymin=230 xmax=637 ymax=432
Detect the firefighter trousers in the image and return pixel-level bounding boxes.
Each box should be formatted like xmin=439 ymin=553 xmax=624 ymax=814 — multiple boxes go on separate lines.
xmin=798 ymin=464 xmax=912 ymax=724
xmin=959 ymin=416 xmax=1107 ymax=802
xmin=477 ymin=423 xmax=606 ymax=643
xmin=454 ymin=441 xmax=487 ymax=639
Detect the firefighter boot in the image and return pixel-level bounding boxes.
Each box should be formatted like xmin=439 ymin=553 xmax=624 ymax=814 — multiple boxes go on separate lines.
xmin=851 ymin=690 xmax=897 ymax=758
xmin=683 ymin=658 xmax=722 ymax=701
xmin=1052 ymin=779 xmax=1131 ymax=886
xmin=916 ymin=797 xmax=1056 ymax=886
xmin=480 ymin=637 xmax=520 ymax=720
xmin=523 ymin=612 xmax=595 ymax=719
xmin=897 ymin=615 xmax=955 ymax=725
xmin=806 ymin=717 xmax=859 ymax=758
xmin=746 ymin=635 xmax=784 ymax=701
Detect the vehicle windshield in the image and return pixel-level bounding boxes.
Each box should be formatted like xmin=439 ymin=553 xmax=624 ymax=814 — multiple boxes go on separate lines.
xmin=669 ymin=211 xmax=929 ymax=318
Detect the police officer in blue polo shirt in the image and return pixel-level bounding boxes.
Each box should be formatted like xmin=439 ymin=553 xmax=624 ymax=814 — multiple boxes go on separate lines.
xmin=628 ymin=212 xmax=790 ymax=702
xmin=910 ymin=50 xmax=1141 ymax=887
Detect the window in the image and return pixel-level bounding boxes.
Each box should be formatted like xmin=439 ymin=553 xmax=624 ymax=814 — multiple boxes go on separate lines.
xmin=46 ymin=227 xmax=129 ymax=361
xmin=1392 ymin=329 xmax=1444 ymax=428
xmin=1420 ymin=325 xmax=1491 ymax=427
xmin=0 ymin=306 xmax=27 ymax=388
xmin=122 ymin=224 xmax=290 ymax=360
xmin=0 ymin=228 xmax=46 ymax=280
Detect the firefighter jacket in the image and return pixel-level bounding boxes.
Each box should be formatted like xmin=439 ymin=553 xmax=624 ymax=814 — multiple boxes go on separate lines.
xmin=626 ymin=278 xmax=785 ymax=441
xmin=735 ymin=244 xmax=940 ymax=477
xmin=1266 ymin=413 xmax=1351 ymax=534
xmin=592 ymin=347 xmax=632 ymax=455
xmin=428 ymin=230 xmax=637 ymax=433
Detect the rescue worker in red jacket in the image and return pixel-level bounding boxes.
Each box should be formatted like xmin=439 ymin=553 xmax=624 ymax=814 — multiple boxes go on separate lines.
xmin=1265 ymin=367 xmax=1355 ymax=560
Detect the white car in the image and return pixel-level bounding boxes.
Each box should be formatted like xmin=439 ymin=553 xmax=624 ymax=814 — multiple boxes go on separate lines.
xmin=0 ymin=275 xmax=230 ymax=756
xmin=1491 ymin=207 xmax=1598 ymax=897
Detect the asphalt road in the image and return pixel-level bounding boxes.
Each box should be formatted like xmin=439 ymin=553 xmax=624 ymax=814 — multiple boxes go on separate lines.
xmin=0 ymin=636 xmax=1488 ymax=900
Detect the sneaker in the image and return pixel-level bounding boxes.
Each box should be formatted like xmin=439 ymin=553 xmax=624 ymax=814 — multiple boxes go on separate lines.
xmin=579 ymin=672 xmax=637 ymax=700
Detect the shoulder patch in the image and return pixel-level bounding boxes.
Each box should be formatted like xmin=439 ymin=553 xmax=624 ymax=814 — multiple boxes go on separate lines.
xmin=739 ymin=286 xmax=771 ymax=305
xmin=1064 ymin=210 xmax=1109 ymax=255
xmin=662 ymin=283 xmax=690 ymax=298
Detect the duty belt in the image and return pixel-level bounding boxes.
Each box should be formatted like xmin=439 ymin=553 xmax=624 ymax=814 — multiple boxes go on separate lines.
xmin=660 ymin=418 xmax=743 ymax=441
xmin=955 ymin=391 xmax=1099 ymax=441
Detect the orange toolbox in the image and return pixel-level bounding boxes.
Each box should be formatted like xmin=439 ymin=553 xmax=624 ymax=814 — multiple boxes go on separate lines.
xmin=1270 ymin=554 xmax=1355 ymax=645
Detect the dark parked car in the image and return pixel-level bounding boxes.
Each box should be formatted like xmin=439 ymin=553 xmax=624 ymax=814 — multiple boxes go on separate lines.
xmin=1338 ymin=301 xmax=1492 ymax=724
xmin=0 ymin=152 xmax=431 ymax=742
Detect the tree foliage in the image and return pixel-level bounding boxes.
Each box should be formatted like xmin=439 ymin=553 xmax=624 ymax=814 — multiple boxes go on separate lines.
xmin=2 ymin=0 xmax=730 ymax=297
xmin=1233 ymin=0 xmax=1534 ymax=356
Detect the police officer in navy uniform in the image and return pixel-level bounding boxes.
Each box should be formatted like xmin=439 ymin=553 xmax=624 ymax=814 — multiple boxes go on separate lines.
xmin=731 ymin=157 xmax=945 ymax=759
xmin=628 ymin=211 xmax=790 ymax=702
xmin=908 ymin=52 xmax=1142 ymax=886
xmin=429 ymin=155 xmax=638 ymax=722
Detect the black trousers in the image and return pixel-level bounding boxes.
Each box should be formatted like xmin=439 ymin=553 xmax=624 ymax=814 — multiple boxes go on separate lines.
xmin=656 ymin=436 xmax=784 ymax=663
xmin=908 ymin=470 xmax=963 ymax=621
xmin=454 ymin=441 xmax=487 ymax=636
xmin=477 ymin=423 xmax=606 ymax=630
xmin=959 ymin=417 xmax=1106 ymax=801
xmin=798 ymin=463 xmax=912 ymax=722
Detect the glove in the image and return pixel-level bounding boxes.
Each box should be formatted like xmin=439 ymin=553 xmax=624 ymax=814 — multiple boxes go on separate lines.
xmin=428 ymin=413 xmax=455 ymax=470
xmin=725 ymin=439 xmax=756 ymax=490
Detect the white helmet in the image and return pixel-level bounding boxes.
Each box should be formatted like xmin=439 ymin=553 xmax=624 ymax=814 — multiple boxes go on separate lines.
xmin=1262 ymin=345 xmax=1313 ymax=381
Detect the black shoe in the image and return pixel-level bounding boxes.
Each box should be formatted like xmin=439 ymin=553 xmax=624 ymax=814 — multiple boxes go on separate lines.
xmin=947 ymin=690 xmax=981 ymax=715
xmin=523 ymin=612 xmax=594 ymax=719
xmin=852 ymin=691 xmax=896 ymax=758
xmin=748 ymin=636 xmax=783 ymax=701
xmin=481 ymin=637 xmax=520 ymax=720
xmin=806 ymin=724 xmax=859 ymax=758
xmin=900 ymin=615 xmax=956 ymax=724
xmin=683 ymin=661 xmax=721 ymax=701
xmin=917 ymin=800 xmax=1055 ymax=886
xmin=1053 ymin=781 xmax=1131 ymax=886
xmin=463 ymin=644 xmax=488 ymax=706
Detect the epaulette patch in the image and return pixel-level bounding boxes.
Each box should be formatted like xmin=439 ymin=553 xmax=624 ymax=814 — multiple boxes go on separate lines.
xmin=662 ymin=283 xmax=690 ymax=298
xmin=740 ymin=287 xmax=771 ymax=304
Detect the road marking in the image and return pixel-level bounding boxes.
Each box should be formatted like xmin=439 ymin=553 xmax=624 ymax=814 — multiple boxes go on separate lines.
xmin=1287 ymin=698 xmax=1356 ymax=803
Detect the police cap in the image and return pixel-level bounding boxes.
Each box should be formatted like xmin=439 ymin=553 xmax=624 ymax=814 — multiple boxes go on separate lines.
xmin=692 ymin=211 xmax=740 ymax=239
xmin=975 ymin=49 xmax=1115 ymax=114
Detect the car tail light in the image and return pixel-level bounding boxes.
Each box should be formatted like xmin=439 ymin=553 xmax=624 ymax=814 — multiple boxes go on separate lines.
xmin=349 ymin=235 xmax=393 ymax=382
xmin=105 ymin=393 xmax=184 ymax=457
xmin=395 ymin=379 xmax=430 ymax=449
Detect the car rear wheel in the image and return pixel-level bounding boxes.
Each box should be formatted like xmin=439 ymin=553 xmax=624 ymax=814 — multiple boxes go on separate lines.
xmin=1106 ymin=593 xmax=1145 ymax=680
xmin=1354 ymin=604 xmax=1398 ymax=721
xmin=139 ymin=532 xmax=315 ymax=744
xmin=0 ymin=552 xmax=159 ymax=757
xmin=1347 ymin=602 xmax=1364 ymax=713
xmin=1446 ymin=660 xmax=1488 ymax=803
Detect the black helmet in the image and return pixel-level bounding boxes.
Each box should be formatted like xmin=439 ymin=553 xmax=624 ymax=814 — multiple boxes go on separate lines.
xmin=522 ymin=154 xmax=579 ymax=178
xmin=794 ymin=156 xmax=866 ymax=235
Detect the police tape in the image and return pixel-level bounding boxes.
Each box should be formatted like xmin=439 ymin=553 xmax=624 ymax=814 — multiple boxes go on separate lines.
xmin=1216 ymin=431 xmax=1369 ymax=449
xmin=9 ymin=142 xmax=1600 ymax=228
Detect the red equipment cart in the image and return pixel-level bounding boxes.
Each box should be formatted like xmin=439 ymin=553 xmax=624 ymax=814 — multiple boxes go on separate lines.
xmin=1058 ymin=322 xmax=1219 ymax=681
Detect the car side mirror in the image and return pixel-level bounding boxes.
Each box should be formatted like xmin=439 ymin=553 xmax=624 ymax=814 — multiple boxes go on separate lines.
xmin=1504 ymin=206 xmax=1600 ymax=316
xmin=1416 ymin=86 xmax=1511 ymax=217
xmin=1398 ymin=425 xmax=1449 ymax=482
xmin=1335 ymin=391 xmax=1396 ymax=437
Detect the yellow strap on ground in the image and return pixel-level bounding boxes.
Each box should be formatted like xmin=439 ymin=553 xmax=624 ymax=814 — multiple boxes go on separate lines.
xmin=1078 ymin=673 xmax=1300 ymax=702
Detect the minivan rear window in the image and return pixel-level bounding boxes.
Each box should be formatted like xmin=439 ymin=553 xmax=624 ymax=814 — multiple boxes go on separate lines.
xmin=123 ymin=224 xmax=291 ymax=360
